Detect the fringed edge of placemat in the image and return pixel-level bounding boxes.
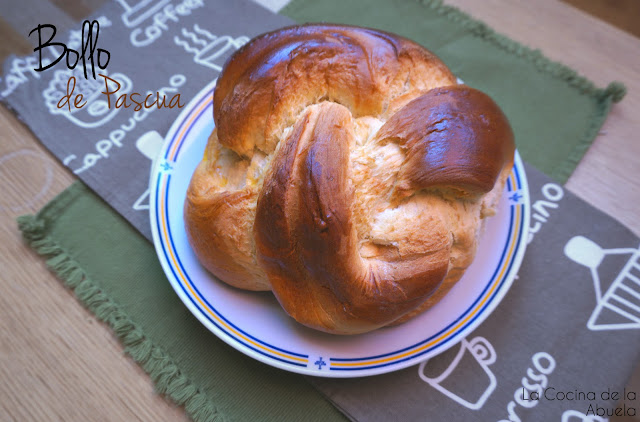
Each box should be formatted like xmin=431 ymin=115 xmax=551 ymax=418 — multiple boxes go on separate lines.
xmin=558 ymin=85 xmax=620 ymax=183
xmin=16 ymin=183 xmax=225 ymax=422
xmin=412 ymin=0 xmax=627 ymax=182
xmin=416 ymin=0 xmax=626 ymax=100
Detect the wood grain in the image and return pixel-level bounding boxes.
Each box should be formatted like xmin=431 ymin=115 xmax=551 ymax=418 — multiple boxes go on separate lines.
xmin=0 ymin=15 xmax=32 ymax=63
xmin=562 ymin=0 xmax=640 ymax=38
xmin=0 ymin=0 xmax=638 ymax=421
xmin=0 ymin=105 xmax=189 ymax=422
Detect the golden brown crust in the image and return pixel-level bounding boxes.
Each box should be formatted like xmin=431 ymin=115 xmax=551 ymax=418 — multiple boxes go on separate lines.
xmin=185 ymin=24 xmax=516 ymax=334
xmin=375 ymin=86 xmax=515 ymax=200
xmin=254 ymin=103 xmax=451 ymax=333
xmin=213 ymin=24 xmax=456 ymax=157
xmin=184 ymin=132 xmax=270 ymax=291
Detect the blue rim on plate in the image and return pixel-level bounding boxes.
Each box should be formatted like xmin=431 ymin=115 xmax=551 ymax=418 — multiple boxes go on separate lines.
xmin=149 ymin=79 xmax=530 ymax=377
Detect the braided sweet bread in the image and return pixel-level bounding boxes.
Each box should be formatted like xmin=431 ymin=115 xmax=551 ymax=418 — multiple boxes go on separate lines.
xmin=184 ymin=24 xmax=515 ymax=335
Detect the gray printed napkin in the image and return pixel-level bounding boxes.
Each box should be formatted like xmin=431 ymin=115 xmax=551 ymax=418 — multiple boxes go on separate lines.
xmin=3 ymin=0 xmax=640 ymax=421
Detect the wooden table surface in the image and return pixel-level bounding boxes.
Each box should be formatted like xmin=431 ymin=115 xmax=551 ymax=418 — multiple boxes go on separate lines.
xmin=1 ymin=0 xmax=639 ymax=420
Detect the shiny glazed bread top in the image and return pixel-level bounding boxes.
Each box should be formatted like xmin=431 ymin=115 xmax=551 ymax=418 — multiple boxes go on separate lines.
xmin=185 ymin=24 xmax=515 ymax=334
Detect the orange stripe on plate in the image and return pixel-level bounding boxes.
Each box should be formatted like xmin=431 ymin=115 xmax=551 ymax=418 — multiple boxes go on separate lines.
xmin=159 ymin=173 xmax=307 ymax=364
xmin=168 ymin=98 xmax=212 ymax=161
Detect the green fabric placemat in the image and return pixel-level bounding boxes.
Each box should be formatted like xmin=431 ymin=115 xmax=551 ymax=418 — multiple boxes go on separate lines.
xmin=18 ymin=183 xmax=346 ymax=422
xmin=282 ymin=0 xmax=625 ymax=183
xmin=17 ymin=1 xmax=627 ymax=421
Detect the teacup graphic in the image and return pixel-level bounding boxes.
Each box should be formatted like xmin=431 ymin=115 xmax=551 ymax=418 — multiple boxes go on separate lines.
xmin=114 ymin=0 xmax=170 ymax=28
xmin=43 ymin=68 xmax=133 ymax=129
xmin=418 ymin=336 xmax=497 ymax=410
xmin=174 ymin=24 xmax=249 ymax=72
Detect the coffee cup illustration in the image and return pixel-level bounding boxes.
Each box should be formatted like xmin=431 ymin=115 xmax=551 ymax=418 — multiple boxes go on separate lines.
xmin=43 ymin=68 xmax=133 ymax=129
xmin=114 ymin=0 xmax=170 ymax=28
xmin=174 ymin=24 xmax=248 ymax=72
xmin=418 ymin=336 xmax=497 ymax=410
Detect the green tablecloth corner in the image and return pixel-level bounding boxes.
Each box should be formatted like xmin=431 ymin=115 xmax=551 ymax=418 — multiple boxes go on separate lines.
xmin=17 ymin=184 xmax=225 ymax=422
xmin=281 ymin=0 xmax=626 ymax=183
xmin=17 ymin=183 xmax=347 ymax=422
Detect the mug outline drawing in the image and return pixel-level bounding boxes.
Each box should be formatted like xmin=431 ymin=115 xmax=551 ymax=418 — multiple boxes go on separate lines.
xmin=418 ymin=336 xmax=497 ymax=410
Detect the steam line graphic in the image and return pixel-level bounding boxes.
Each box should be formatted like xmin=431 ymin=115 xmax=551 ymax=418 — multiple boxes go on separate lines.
xmin=174 ymin=25 xmax=249 ymax=71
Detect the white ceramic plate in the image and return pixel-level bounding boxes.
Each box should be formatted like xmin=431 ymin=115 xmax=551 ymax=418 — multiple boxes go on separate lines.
xmin=150 ymin=80 xmax=530 ymax=378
